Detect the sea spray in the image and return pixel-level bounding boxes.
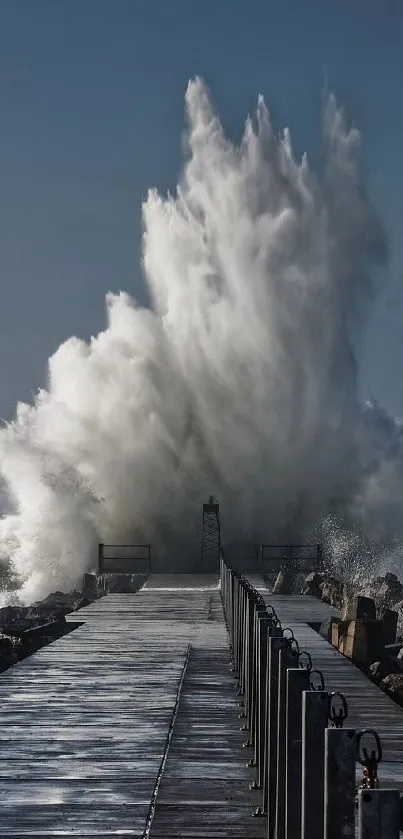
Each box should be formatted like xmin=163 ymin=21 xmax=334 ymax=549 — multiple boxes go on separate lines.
xmin=0 ymin=77 xmax=399 ymax=603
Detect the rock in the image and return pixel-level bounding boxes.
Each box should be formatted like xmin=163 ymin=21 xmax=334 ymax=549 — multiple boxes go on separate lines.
xmin=342 ymin=595 xmax=376 ymax=621
xmin=336 ymin=619 xmax=385 ymax=665
xmin=318 ymin=616 xmax=341 ymax=643
xmin=272 ymin=571 xmax=290 ymax=594
xmin=393 ymin=603 xmax=403 ymax=640
xmin=97 ymin=573 xmax=147 ymax=594
xmin=0 ymin=636 xmax=13 ymax=671
xmin=377 ymin=607 xmax=398 ymax=645
xmin=302 ymin=572 xmax=324 ymax=598
xmin=83 ymin=573 xmax=97 ymax=591
xmin=379 ymin=573 xmax=403 ymax=605
xmin=30 ymin=589 xmax=90 ymax=618
xmin=319 ymin=576 xmax=344 ymax=609
xmin=363 ymin=573 xmax=403 ymax=608
xmin=0 ymin=584 xmax=93 ymax=673
xmin=40 ymin=590 xmax=68 ymax=604
xmin=83 ymin=573 xmax=103 ymax=601
xmin=369 ymin=656 xmax=403 ymax=683
xmin=332 ymin=620 xmax=349 ymax=649
xmin=272 ymin=571 xmax=305 ymax=595
xmin=0 ymin=605 xmax=29 ymax=629
xmin=66 ymin=592 xmax=90 ymax=612
xmin=380 ymin=672 xmax=403 ymax=701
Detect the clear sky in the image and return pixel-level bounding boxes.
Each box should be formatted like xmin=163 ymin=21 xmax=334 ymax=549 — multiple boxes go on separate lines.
xmin=0 ymin=0 xmax=402 ymax=420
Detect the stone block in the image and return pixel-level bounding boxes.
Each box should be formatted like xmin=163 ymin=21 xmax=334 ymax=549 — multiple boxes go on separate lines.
xmin=320 ymin=577 xmax=344 ymax=609
xmin=342 ymin=595 xmax=376 ymax=621
xmin=377 ymin=607 xmax=398 ymax=645
xmin=332 ymin=620 xmax=349 ymax=648
xmin=319 ymin=616 xmax=341 ymax=644
xmin=302 ymin=572 xmax=324 ymax=598
xmin=273 ymin=571 xmax=294 ymax=594
xmin=338 ymin=619 xmax=385 ymax=665
xmin=83 ymin=573 xmax=97 ymax=590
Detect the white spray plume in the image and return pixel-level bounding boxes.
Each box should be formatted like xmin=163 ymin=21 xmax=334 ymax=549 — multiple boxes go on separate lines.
xmin=0 ymin=77 xmax=400 ymax=603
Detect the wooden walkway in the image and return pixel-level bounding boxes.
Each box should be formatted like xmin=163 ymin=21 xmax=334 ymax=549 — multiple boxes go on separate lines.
xmin=1 ymin=572 xmax=403 ymax=835
xmin=151 ymin=646 xmax=264 ymax=838
xmin=0 ymin=575 xmax=265 ymax=837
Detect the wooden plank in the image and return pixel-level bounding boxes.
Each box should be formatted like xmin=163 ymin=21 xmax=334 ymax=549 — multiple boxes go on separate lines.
xmin=4 ymin=571 xmax=403 ymax=835
xmin=150 ymin=642 xmax=266 ymax=838
xmin=0 ymin=586 xmax=195 ymax=836
xmin=0 ymin=578 xmax=263 ymax=836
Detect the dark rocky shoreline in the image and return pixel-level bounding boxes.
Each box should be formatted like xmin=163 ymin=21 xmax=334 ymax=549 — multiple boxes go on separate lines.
xmin=298 ymin=569 xmax=403 ymax=706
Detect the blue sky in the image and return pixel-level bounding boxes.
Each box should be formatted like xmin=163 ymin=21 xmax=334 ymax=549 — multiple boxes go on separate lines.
xmin=0 ymin=0 xmax=402 ymax=419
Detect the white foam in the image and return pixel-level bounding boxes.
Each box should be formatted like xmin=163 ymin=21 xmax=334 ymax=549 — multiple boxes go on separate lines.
xmin=0 ymin=77 xmax=399 ymax=604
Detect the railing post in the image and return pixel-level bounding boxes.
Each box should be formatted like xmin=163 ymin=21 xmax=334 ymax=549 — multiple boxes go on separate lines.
xmin=243 ymin=590 xmax=255 ymax=729
xmin=264 ymin=635 xmax=287 ymax=835
xmin=234 ymin=576 xmax=242 ymax=680
xmin=301 ymin=690 xmax=329 ymax=839
xmin=274 ymin=646 xmax=298 ymax=839
xmin=324 ymin=728 xmax=356 ymax=839
xmin=285 ymin=667 xmax=310 ymax=839
xmin=250 ymin=602 xmax=266 ymax=749
xmin=239 ymin=583 xmax=247 ymax=695
xmin=252 ymin=612 xmax=269 ymax=788
xmin=357 ymin=789 xmax=401 ymax=838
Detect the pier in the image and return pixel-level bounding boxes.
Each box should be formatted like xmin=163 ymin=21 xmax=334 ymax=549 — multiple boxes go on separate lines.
xmin=0 ymin=565 xmax=402 ymax=835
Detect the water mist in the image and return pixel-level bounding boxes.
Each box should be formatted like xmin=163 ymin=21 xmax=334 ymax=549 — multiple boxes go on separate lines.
xmin=1 ymin=77 xmax=401 ymax=604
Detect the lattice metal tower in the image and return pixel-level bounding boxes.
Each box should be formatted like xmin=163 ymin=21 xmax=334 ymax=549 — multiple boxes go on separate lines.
xmin=201 ymin=496 xmax=221 ymax=569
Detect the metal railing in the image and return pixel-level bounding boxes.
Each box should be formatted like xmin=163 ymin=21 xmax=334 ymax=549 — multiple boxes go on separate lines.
xmin=260 ymin=543 xmax=323 ymax=574
xmin=220 ymin=557 xmax=402 ymax=838
xmin=98 ymin=543 xmax=151 ymax=575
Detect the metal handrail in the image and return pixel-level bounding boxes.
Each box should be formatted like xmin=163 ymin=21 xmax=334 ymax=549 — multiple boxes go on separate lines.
xmin=98 ymin=543 xmax=151 ymax=575
xmin=259 ymin=543 xmax=323 ymax=572
xmin=219 ymin=556 xmax=398 ymax=836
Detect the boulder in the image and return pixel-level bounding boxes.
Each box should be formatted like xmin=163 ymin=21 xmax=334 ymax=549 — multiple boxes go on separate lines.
xmin=380 ymin=672 xmax=403 ymax=702
xmin=318 ymin=616 xmax=341 ymax=643
xmin=83 ymin=573 xmax=97 ymax=591
xmin=272 ymin=571 xmax=306 ymax=595
xmin=319 ymin=576 xmax=344 ymax=609
xmin=67 ymin=592 xmax=90 ymax=612
xmin=302 ymin=572 xmax=324 ymax=598
xmin=0 ymin=605 xmax=29 ymax=629
xmin=0 ymin=636 xmax=13 ymax=671
xmin=332 ymin=620 xmax=349 ymax=649
xmin=30 ymin=590 xmax=90 ymax=618
xmin=377 ymin=607 xmax=398 ymax=645
xmin=363 ymin=573 xmax=403 ymax=608
xmin=378 ymin=573 xmax=403 ymax=606
xmin=83 ymin=573 xmax=103 ymax=601
xmin=393 ymin=603 xmax=403 ymax=640
xmin=369 ymin=656 xmax=403 ymax=683
xmin=342 ymin=595 xmax=376 ymax=621
xmin=336 ymin=619 xmax=385 ymax=665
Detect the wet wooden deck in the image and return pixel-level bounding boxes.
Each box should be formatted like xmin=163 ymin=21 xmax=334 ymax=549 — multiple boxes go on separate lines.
xmin=1 ymin=573 xmax=403 ymax=835
xmin=0 ymin=575 xmax=265 ymax=837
